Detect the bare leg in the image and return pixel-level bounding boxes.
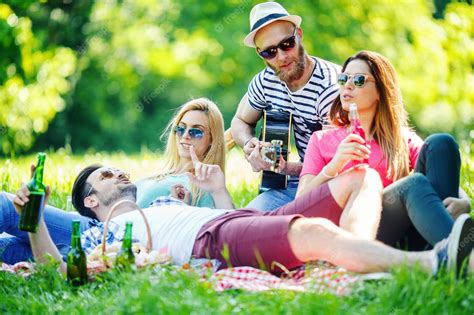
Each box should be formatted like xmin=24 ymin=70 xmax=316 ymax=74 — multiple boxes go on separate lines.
xmin=327 ymin=168 xmax=383 ymax=239
xmin=288 ymin=217 xmax=433 ymax=273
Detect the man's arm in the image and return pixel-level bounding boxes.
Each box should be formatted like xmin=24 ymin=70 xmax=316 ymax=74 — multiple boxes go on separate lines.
xmin=278 ymin=161 xmax=302 ymax=177
xmin=230 ymin=93 xmax=261 ymax=148
xmin=29 ymin=218 xmax=67 ymax=274
xmin=231 ymin=94 xmax=277 ymax=173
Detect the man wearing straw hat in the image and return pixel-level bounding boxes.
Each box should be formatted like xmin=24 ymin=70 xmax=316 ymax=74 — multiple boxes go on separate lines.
xmin=13 ymin=150 xmax=474 ymax=278
xmin=231 ymin=2 xmax=341 ymax=211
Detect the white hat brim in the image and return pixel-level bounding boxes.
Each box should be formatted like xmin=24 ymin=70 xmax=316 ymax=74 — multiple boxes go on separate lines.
xmin=243 ymin=15 xmax=302 ymax=48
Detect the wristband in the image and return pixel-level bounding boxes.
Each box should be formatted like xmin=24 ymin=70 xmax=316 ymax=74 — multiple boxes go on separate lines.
xmin=321 ymin=165 xmax=338 ymax=179
xmin=243 ymin=137 xmax=254 ymax=147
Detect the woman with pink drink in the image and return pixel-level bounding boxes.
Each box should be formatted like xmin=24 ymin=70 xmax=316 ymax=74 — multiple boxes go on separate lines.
xmin=298 ymin=50 xmax=471 ymax=250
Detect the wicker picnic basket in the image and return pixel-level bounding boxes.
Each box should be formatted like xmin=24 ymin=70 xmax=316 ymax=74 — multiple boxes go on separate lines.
xmin=87 ymin=200 xmax=170 ymax=273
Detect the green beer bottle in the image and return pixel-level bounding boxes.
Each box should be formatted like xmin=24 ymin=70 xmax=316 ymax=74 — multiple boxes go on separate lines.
xmin=67 ymin=220 xmax=88 ymax=286
xmin=115 ymin=221 xmax=135 ymax=269
xmin=19 ymin=152 xmax=46 ymax=232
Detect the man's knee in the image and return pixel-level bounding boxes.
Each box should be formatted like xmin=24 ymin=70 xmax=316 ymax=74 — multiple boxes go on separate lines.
xmin=0 ymin=192 xmax=9 ymax=204
xmin=0 ymin=192 xmax=14 ymax=215
xmin=288 ymin=217 xmax=341 ymax=261
xmin=344 ymin=167 xmax=383 ymax=192
xmin=289 ymin=217 xmax=338 ymax=240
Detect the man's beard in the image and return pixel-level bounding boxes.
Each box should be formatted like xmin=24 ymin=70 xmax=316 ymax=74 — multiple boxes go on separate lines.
xmin=99 ymin=183 xmax=137 ymax=207
xmin=266 ymin=44 xmax=307 ymax=84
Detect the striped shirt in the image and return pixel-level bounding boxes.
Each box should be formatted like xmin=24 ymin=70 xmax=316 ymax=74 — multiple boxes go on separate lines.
xmin=247 ymin=56 xmax=341 ymax=161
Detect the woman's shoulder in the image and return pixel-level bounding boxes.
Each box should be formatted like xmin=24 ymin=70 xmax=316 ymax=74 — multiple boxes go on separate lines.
xmin=136 ymin=174 xmax=189 ymax=188
xmin=312 ymin=126 xmax=347 ymax=140
xmin=401 ymin=127 xmax=424 ymax=145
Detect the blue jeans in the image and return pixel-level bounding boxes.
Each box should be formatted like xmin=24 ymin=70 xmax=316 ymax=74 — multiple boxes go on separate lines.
xmin=245 ymin=182 xmax=298 ymax=212
xmin=377 ymin=134 xmax=460 ymax=250
xmin=0 ymin=192 xmax=91 ymax=263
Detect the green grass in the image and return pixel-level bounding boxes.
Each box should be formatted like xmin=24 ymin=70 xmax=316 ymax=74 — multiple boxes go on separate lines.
xmin=0 ymin=142 xmax=473 ymax=314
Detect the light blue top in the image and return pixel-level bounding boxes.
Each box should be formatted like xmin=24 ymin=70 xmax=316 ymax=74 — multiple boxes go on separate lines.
xmin=135 ymin=175 xmax=215 ymax=209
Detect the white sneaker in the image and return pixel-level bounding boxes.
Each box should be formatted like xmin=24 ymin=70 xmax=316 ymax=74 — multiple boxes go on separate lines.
xmin=433 ymin=213 xmax=473 ymax=278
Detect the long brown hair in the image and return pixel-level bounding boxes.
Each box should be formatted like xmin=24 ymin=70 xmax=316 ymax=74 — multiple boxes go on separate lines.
xmin=329 ymin=51 xmax=410 ymax=181
xmin=157 ymin=98 xmax=226 ymax=206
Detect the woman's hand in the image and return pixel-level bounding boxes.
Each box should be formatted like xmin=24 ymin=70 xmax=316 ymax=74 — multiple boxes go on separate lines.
xmin=186 ymin=146 xmax=226 ymax=193
xmin=443 ymin=197 xmax=471 ymax=220
xmin=325 ymin=133 xmax=371 ymax=176
xmin=170 ymin=184 xmax=190 ymax=205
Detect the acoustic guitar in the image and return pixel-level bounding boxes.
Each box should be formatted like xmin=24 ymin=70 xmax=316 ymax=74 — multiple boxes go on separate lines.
xmin=224 ymin=109 xmax=292 ymax=193
xmin=259 ymin=109 xmax=292 ymax=193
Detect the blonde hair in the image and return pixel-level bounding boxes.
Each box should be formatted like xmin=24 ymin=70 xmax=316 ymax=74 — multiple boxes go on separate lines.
xmin=157 ymin=98 xmax=226 ymax=205
xmin=329 ymin=51 xmax=410 ymax=181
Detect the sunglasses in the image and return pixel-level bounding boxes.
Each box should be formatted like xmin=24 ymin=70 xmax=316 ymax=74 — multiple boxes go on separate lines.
xmin=258 ymin=27 xmax=297 ymax=60
xmin=337 ymin=73 xmax=375 ymax=88
xmin=173 ymin=125 xmax=204 ymax=140
xmin=86 ymin=168 xmax=130 ymax=197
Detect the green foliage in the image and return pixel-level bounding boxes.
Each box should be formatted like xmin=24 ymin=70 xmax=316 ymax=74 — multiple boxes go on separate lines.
xmin=0 ymin=0 xmax=472 ymax=155
xmin=0 ymin=3 xmax=78 ymax=154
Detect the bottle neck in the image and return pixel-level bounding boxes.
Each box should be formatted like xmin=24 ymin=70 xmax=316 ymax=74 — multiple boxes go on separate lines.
xmin=122 ymin=224 xmax=133 ymax=249
xmin=71 ymin=235 xmax=82 ymax=249
xmin=29 ymin=155 xmax=46 ymax=191
xmin=71 ymin=221 xmax=81 ymax=249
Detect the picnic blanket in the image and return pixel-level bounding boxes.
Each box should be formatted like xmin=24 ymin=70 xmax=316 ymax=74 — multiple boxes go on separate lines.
xmin=1 ymin=262 xmax=35 ymax=277
xmin=1 ymin=261 xmax=390 ymax=295
xmin=211 ymin=264 xmax=358 ymax=295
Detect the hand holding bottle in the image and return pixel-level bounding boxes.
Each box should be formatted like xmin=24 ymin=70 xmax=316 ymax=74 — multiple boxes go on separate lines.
xmin=13 ymin=153 xmax=48 ymax=232
xmin=12 ymin=182 xmax=51 ymax=214
xmin=324 ymin=133 xmax=371 ymax=177
xmin=13 ymin=160 xmax=50 ymax=231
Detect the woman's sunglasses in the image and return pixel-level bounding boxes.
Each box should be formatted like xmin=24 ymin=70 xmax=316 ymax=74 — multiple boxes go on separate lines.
xmin=258 ymin=27 xmax=297 ymax=60
xmin=173 ymin=125 xmax=204 ymax=139
xmin=337 ymin=73 xmax=375 ymax=88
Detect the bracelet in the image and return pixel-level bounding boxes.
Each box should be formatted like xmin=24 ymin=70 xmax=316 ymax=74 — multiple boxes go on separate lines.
xmin=321 ymin=165 xmax=338 ymax=179
xmin=243 ymin=137 xmax=254 ymax=147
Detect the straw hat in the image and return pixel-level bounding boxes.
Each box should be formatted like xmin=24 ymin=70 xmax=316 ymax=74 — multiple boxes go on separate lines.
xmin=243 ymin=2 xmax=302 ymax=48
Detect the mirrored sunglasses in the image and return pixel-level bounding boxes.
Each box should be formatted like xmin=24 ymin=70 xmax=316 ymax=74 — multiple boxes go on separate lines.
xmin=173 ymin=125 xmax=204 ymax=139
xmin=337 ymin=73 xmax=374 ymax=88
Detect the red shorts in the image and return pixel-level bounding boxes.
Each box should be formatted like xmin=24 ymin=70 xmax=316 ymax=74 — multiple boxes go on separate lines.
xmin=192 ymin=183 xmax=342 ymax=274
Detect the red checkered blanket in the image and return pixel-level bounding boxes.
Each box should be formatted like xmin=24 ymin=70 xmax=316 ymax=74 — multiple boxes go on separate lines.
xmin=1 ymin=261 xmax=389 ymax=295
xmin=1 ymin=262 xmax=35 ymax=277
xmin=210 ymin=262 xmax=364 ymax=295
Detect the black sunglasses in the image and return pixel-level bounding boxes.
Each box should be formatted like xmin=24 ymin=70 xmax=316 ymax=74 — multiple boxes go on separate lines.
xmin=258 ymin=27 xmax=297 ymax=60
xmin=173 ymin=125 xmax=204 ymax=139
xmin=337 ymin=73 xmax=375 ymax=88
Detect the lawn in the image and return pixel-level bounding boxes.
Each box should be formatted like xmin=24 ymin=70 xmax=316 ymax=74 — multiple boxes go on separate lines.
xmin=0 ymin=141 xmax=473 ymax=314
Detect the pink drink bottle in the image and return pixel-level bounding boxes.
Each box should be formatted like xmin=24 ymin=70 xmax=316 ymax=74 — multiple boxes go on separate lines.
xmin=349 ymin=103 xmax=369 ymax=166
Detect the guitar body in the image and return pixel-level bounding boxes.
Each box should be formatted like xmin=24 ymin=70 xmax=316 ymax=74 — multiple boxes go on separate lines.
xmin=259 ymin=109 xmax=292 ymax=193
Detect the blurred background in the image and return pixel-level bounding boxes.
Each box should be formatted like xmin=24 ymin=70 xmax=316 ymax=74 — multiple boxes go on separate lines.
xmin=0 ymin=0 xmax=472 ymax=156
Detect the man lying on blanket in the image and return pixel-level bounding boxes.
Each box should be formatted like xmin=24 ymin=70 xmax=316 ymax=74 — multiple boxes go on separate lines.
xmin=13 ymin=147 xmax=473 ymax=278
